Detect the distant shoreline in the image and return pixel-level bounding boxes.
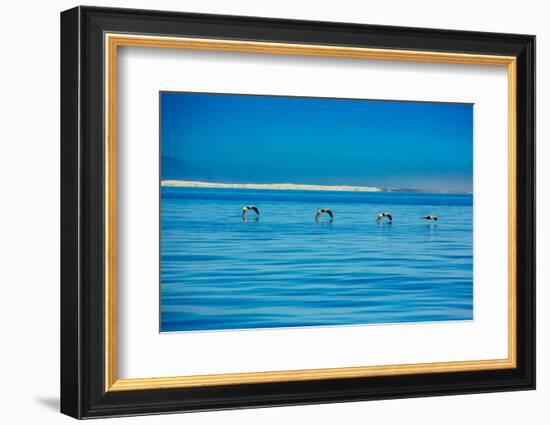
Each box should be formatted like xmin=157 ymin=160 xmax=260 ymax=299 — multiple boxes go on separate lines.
xmin=161 ymin=180 xmax=472 ymax=195
xmin=161 ymin=180 xmax=382 ymax=192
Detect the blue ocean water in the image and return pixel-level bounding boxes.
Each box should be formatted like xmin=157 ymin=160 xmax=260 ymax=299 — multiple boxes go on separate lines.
xmin=160 ymin=187 xmax=473 ymax=332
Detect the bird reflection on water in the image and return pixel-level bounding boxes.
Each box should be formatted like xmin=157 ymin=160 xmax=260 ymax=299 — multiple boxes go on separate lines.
xmin=242 ymin=216 xmax=260 ymax=222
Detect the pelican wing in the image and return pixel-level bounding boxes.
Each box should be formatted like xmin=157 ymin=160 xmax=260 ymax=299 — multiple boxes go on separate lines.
xmin=316 ymin=208 xmax=333 ymax=219
xmin=250 ymin=206 xmax=259 ymax=215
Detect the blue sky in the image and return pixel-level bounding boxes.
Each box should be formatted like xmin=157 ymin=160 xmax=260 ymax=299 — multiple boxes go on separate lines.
xmin=161 ymin=92 xmax=473 ymax=192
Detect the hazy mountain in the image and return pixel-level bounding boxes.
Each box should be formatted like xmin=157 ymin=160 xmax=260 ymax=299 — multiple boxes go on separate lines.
xmin=161 ymin=155 xmax=213 ymax=181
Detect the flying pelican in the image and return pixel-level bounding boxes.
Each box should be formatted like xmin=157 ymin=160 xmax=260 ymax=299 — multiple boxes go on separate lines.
xmin=421 ymin=215 xmax=438 ymax=221
xmin=242 ymin=205 xmax=259 ymax=218
xmin=376 ymin=212 xmax=393 ymax=222
xmin=315 ymin=208 xmax=334 ymax=220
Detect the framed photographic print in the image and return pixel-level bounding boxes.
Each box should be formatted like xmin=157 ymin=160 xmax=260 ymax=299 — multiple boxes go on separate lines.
xmin=60 ymin=6 xmax=535 ymax=419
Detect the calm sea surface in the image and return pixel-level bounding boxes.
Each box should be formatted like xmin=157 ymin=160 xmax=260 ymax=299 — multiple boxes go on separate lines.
xmin=160 ymin=187 xmax=473 ymax=332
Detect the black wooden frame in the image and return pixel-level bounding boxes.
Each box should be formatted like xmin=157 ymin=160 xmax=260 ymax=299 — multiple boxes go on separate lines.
xmin=60 ymin=6 xmax=535 ymax=419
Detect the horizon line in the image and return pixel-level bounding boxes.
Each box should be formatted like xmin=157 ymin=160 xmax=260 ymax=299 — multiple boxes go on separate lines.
xmin=161 ymin=180 xmax=472 ymax=194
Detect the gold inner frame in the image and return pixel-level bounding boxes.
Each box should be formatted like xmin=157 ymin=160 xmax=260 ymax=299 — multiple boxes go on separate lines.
xmin=104 ymin=33 xmax=517 ymax=392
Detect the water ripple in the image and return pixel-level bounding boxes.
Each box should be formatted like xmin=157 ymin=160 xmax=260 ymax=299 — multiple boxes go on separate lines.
xmin=160 ymin=188 xmax=473 ymax=332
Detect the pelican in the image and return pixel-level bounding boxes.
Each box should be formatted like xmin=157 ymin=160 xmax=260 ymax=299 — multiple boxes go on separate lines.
xmin=421 ymin=215 xmax=438 ymax=221
xmin=376 ymin=212 xmax=393 ymax=222
xmin=315 ymin=208 xmax=333 ymax=220
xmin=242 ymin=205 xmax=259 ymax=218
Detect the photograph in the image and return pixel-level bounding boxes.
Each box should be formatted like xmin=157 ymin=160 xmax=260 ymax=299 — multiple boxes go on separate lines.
xmin=160 ymin=91 xmax=474 ymax=332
